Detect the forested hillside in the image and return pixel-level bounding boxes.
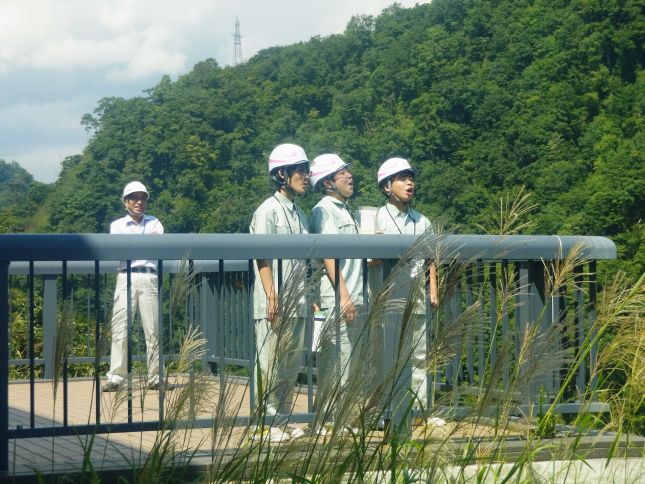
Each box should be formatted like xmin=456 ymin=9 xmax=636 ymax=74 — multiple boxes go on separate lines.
xmin=3 ymin=0 xmax=643 ymax=280
xmin=0 ymin=160 xmax=50 ymax=232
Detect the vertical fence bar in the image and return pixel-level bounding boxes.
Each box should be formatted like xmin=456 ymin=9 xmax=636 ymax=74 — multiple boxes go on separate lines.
xmin=43 ymin=275 xmax=56 ymax=380
xmin=306 ymin=259 xmax=316 ymax=413
xmin=86 ymin=275 xmax=91 ymax=356
xmin=574 ymin=265 xmax=586 ymax=394
xmin=426 ymin=261 xmax=435 ymax=410
xmin=588 ymin=261 xmax=598 ymax=391
xmin=488 ymin=263 xmax=498 ymax=371
xmin=126 ymin=260 xmax=133 ymax=423
xmin=277 ymin=259 xmax=283 ymax=311
xmin=552 ymin=284 xmax=563 ymax=393
xmin=94 ymin=261 xmax=101 ymax=425
xmin=529 ymin=261 xmax=546 ymax=402
xmin=558 ymin=282 xmax=570 ymax=393
xmin=248 ymin=259 xmax=257 ymax=412
xmin=0 ymin=261 xmax=9 ymax=472
xmin=239 ymin=272 xmax=248 ymax=364
xmin=476 ymin=260 xmax=485 ymax=385
xmin=218 ymin=259 xmax=225 ymax=390
xmin=29 ymin=262 xmax=35 ymax=429
xmin=465 ymin=265 xmax=474 ymax=384
xmin=443 ymin=286 xmax=452 ymax=387
xmin=501 ymin=261 xmax=510 ymax=388
xmin=450 ymin=283 xmax=462 ymax=394
xmin=333 ymin=257 xmax=341 ymax=377
xmin=62 ymin=261 xmax=69 ymax=427
xmin=516 ymin=262 xmax=530 ymax=405
xmin=157 ymin=259 xmax=165 ymax=419
xmin=200 ymin=272 xmax=215 ymax=374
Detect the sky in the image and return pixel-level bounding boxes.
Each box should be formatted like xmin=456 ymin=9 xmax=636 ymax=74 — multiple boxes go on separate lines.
xmin=0 ymin=0 xmax=427 ymax=184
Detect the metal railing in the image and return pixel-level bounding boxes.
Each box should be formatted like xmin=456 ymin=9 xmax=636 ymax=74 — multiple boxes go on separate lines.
xmin=0 ymin=233 xmax=616 ymax=472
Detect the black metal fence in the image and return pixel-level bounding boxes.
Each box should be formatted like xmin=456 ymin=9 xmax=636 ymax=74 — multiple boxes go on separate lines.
xmin=0 ymin=233 xmax=616 ymax=472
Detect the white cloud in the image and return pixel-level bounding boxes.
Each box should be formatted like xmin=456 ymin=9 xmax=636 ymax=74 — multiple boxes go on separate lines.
xmin=4 ymin=147 xmax=78 ymax=184
xmin=0 ymin=97 xmax=92 ymax=183
xmin=1 ymin=0 xmax=212 ymax=78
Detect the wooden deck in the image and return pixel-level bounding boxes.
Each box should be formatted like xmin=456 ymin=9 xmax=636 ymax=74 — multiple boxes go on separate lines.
xmin=4 ymin=378 xmax=644 ymax=482
xmin=5 ymin=375 xmax=305 ymax=479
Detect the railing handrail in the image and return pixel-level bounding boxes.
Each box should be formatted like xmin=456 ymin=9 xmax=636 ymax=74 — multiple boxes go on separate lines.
xmin=7 ymin=260 xmax=249 ymax=275
xmin=0 ymin=233 xmax=616 ymax=262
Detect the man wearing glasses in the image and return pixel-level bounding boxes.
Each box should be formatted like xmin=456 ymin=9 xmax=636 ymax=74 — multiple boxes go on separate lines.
xmin=102 ymin=181 xmax=169 ymax=392
xmin=309 ymin=154 xmax=367 ymax=433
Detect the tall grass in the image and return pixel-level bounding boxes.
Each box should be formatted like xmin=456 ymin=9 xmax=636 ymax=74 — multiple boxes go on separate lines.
xmin=32 ymin=188 xmax=643 ymax=482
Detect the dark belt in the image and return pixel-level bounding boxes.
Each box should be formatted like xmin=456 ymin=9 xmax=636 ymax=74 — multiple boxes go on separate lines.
xmin=120 ymin=267 xmax=156 ymax=274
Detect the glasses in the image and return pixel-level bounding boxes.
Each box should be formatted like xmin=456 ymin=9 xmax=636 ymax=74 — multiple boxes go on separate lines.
xmin=127 ymin=195 xmax=148 ymax=202
xmin=333 ymin=169 xmax=352 ymax=180
xmin=290 ymin=165 xmax=310 ymax=176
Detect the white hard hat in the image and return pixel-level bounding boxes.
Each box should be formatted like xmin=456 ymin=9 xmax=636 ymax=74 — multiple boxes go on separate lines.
xmin=377 ymin=157 xmax=416 ymax=185
xmin=122 ymin=181 xmax=150 ymax=199
xmin=267 ymin=143 xmax=309 ymax=173
xmin=310 ymin=154 xmax=350 ymax=188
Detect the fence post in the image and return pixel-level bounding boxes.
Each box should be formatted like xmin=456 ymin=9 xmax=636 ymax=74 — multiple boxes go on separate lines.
xmin=42 ymin=275 xmax=57 ymax=380
xmin=529 ymin=261 xmax=546 ymax=402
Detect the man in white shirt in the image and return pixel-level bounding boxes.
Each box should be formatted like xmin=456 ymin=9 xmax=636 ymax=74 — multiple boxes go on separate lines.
xmin=102 ymin=181 xmax=168 ymax=392
xmin=310 ymin=154 xmax=372 ymax=428
xmin=375 ymin=158 xmax=439 ymax=410
xmin=249 ymin=143 xmax=310 ymax=442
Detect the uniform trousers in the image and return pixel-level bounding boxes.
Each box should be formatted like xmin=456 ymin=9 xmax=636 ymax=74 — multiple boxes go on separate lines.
xmin=253 ymin=316 xmax=306 ymax=419
xmin=106 ymin=272 xmax=160 ymax=385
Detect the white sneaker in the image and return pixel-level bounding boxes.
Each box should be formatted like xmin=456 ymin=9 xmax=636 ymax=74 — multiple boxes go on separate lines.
xmin=426 ymin=417 xmax=447 ymax=427
xmin=337 ymin=425 xmax=359 ymax=437
xmin=287 ymin=426 xmax=307 ymax=440
xmin=306 ymin=424 xmax=329 ymax=437
xmin=250 ymin=425 xmax=291 ymax=443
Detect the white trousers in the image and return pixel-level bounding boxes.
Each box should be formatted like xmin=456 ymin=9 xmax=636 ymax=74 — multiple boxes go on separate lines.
xmin=106 ymin=272 xmax=160 ymax=385
xmin=253 ymin=317 xmax=306 ymax=417
xmin=316 ymin=305 xmax=377 ymax=417
xmin=383 ymin=312 xmax=429 ymax=410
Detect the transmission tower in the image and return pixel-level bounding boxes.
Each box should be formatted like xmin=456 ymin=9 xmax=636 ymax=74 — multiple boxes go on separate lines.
xmin=233 ymin=16 xmax=244 ymax=66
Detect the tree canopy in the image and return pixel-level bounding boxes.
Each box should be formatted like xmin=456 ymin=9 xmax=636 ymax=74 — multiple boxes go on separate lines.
xmin=2 ymin=0 xmax=643 ymax=280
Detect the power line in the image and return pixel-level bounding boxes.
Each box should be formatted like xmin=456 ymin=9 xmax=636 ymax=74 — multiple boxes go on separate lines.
xmin=233 ymin=16 xmax=244 ymax=66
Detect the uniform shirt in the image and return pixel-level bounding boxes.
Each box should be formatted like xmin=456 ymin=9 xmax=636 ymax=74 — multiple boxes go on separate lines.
xmin=376 ymin=202 xmax=432 ymax=236
xmin=110 ymin=213 xmax=164 ymax=271
xmin=376 ymin=202 xmax=433 ymax=314
xmin=310 ymin=195 xmax=363 ymax=309
xmin=250 ymin=191 xmax=310 ymax=319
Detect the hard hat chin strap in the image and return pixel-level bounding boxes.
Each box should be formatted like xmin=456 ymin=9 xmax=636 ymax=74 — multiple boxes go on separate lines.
xmin=384 ymin=180 xmax=409 ymax=208
xmin=274 ymin=169 xmax=297 ymax=198
xmin=324 ymin=178 xmax=347 ymax=200
xmin=324 ymin=178 xmax=337 ymax=192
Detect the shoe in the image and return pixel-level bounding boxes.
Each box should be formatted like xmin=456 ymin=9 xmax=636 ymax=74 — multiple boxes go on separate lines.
xmin=426 ymin=417 xmax=447 ymax=427
xmin=376 ymin=418 xmax=387 ymax=431
xmin=287 ymin=426 xmax=307 ymax=440
xmin=413 ymin=417 xmax=425 ymax=427
xmin=337 ymin=425 xmax=359 ymax=437
xmin=249 ymin=425 xmax=291 ymax=443
xmin=312 ymin=425 xmax=329 ymax=437
xmin=101 ymin=381 xmax=121 ymax=392
xmin=148 ymin=382 xmax=176 ymax=391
